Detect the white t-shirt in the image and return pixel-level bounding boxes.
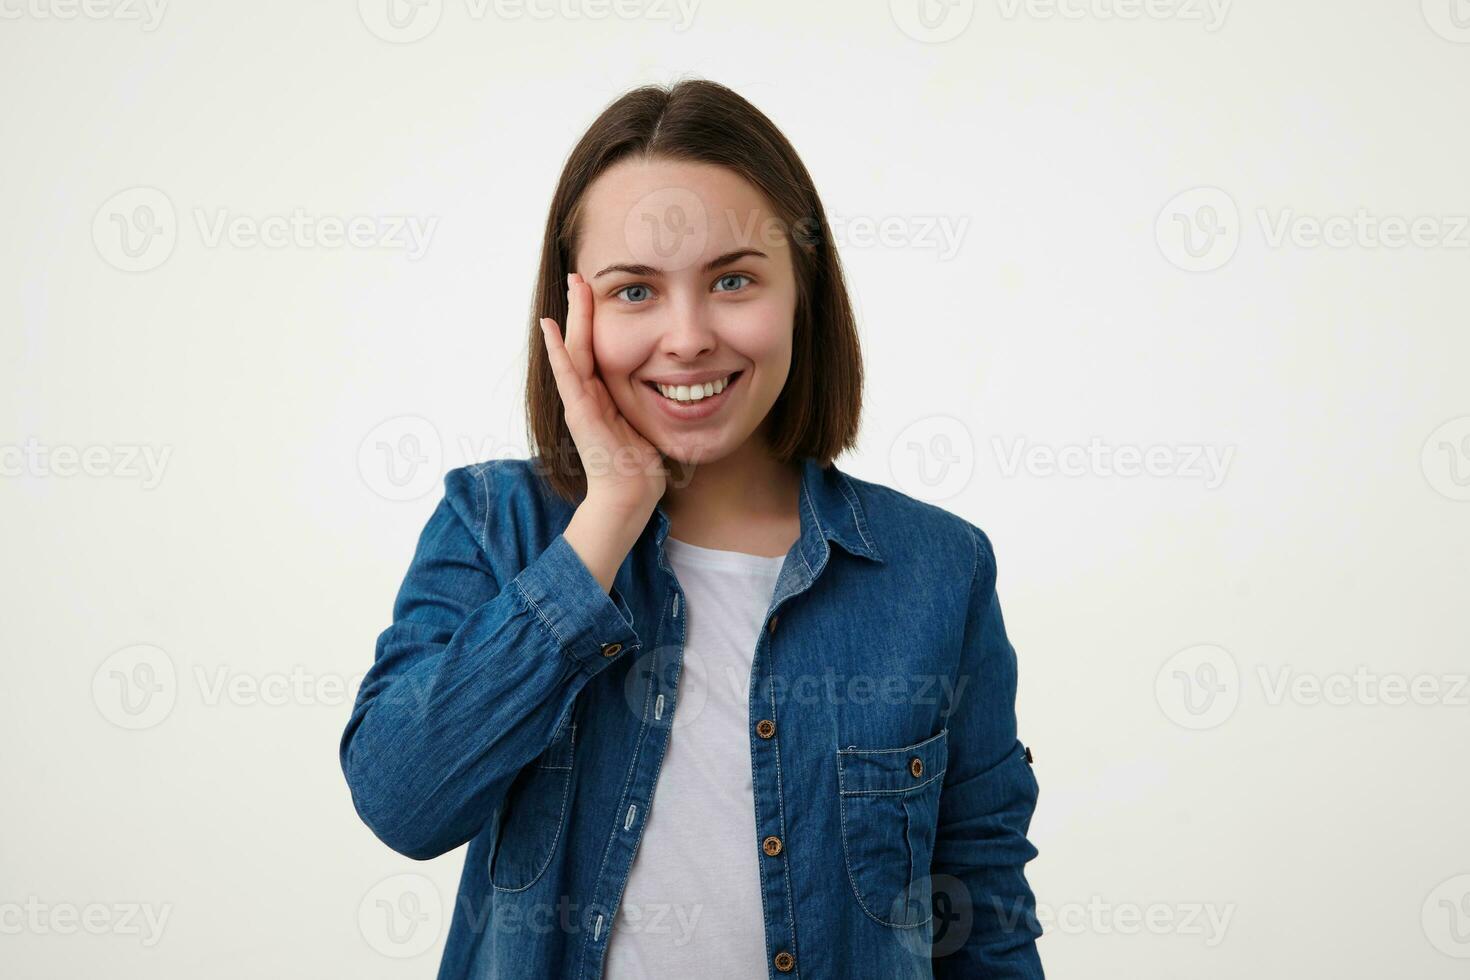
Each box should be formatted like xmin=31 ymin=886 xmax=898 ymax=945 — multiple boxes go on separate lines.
xmin=603 ymin=535 xmax=786 ymax=979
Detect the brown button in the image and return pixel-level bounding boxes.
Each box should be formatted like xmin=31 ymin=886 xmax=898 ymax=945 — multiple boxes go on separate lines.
xmin=761 ymin=835 xmax=782 ymax=856
xmin=768 ymin=614 xmax=779 ymax=635
xmin=756 ymin=719 xmax=776 ymax=738
xmin=1024 ymin=745 xmax=1034 ymax=765
xmin=600 ymin=642 xmax=622 ymax=658
xmin=909 ymin=756 xmax=924 ymax=778
xmin=774 ymin=951 xmax=795 ymax=972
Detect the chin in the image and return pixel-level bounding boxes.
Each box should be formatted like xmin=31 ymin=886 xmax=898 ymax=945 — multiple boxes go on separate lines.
xmin=654 ymin=435 xmax=737 ymax=468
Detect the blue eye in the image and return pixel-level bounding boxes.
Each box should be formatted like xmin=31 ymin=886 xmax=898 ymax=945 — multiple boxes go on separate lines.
xmin=613 ymin=274 xmax=752 ymax=306
xmin=615 ymin=283 xmax=652 ymax=304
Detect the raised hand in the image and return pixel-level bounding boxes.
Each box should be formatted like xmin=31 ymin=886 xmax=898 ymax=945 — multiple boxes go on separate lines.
xmin=539 ymin=272 xmax=667 ymax=512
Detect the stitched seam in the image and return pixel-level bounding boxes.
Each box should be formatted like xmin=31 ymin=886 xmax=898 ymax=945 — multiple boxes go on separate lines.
xmin=836 ymin=753 xmax=929 ymax=928
xmin=837 ymin=728 xmax=949 ymax=755
xmin=490 ymin=722 xmax=576 ymax=893
xmin=836 ymin=472 xmax=879 ymax=556
xmin=512 ymin=579 xmax=565 ymax=648
xmin=839 ymin=768 xmax=947 ymax=796
xmin=470 ymin=461 xmax=494 ymax=554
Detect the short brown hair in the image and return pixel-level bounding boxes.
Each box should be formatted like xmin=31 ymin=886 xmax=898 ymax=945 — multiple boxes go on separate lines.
xmin=524 ymin=76 xmax=865 ymax=504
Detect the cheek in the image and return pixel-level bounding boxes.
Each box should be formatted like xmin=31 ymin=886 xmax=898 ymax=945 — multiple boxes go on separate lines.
xmin=590 ymin=326 xmax=644 ymax=385
xmin=728 ymin=299 xmax=795 ymax=365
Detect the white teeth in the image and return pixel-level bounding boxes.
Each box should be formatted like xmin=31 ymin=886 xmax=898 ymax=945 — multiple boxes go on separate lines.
xmin=655 ymin=373 xmax=733 ymax=403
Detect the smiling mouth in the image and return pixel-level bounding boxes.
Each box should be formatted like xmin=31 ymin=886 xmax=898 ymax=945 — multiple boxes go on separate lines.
xmin=643 ymin=370 xmax=743 ymax=403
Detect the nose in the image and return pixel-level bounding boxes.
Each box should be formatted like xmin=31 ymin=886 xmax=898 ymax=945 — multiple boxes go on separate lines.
xmin=657 ymin=292 xmax=717 ymax=360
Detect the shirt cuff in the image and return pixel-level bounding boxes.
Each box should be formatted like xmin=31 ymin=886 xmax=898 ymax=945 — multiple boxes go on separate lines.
xmin=509 ymin=532 xmax=643 ymax=677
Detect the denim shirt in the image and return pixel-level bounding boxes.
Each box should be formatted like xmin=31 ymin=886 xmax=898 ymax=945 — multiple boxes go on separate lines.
xmin=340 ymin=455 xmax=1044 ymax=980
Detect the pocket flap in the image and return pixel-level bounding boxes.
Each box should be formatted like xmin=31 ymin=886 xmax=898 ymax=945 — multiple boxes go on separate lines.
xmin=837 ymin=728 xmax=948 ymax=795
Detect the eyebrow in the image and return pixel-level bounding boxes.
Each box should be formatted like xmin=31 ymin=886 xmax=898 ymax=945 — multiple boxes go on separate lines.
xmin=591 ymin=248 xmax=769 ymax=280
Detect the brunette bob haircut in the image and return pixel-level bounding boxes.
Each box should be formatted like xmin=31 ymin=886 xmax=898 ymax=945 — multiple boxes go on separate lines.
xmin=524 ymin=76 xmax=865 ymax=504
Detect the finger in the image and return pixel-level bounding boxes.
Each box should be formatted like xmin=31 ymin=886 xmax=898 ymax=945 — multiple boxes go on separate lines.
xmin=539 ymin=317 xmax=586 ymax=412
xmin=563 ymin=272 xmax=595 ymax=381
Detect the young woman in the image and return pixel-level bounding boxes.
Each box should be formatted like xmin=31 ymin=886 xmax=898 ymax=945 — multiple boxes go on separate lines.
xmin=341 ymin=78 xmax=1043 ymax=980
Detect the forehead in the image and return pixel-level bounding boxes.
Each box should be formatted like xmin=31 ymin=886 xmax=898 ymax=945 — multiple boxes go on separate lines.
xmin=575 ymin=157 xmax=788 ymax=274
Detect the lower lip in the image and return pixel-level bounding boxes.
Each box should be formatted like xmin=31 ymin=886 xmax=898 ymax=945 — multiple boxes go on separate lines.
xmin=644 ymin=372 xmax=743 ymax=422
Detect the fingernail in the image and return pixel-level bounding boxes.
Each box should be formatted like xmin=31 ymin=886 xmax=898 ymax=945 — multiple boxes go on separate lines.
xmin=565 ymin=273 xmax=573 ymax=286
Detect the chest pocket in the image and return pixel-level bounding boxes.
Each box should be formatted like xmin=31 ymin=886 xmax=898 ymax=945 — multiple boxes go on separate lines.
xmin=488 ymin=715 xmax=576 ymax=892
xmin=836 ymin=727 xmax=948 ymax=928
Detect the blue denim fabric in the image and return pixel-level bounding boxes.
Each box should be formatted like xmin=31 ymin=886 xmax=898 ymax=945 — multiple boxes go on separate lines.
xmin=340 ymin=455 xmax=1044 ymax=979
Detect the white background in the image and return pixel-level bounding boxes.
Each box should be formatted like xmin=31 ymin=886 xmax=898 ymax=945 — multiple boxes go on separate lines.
xmin=3 ymin=1 xmax=1468 ymax=977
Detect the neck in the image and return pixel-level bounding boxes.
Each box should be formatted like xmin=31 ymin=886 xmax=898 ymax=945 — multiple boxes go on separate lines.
xmin=658 ymin=438 xmax=802 ymax=539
